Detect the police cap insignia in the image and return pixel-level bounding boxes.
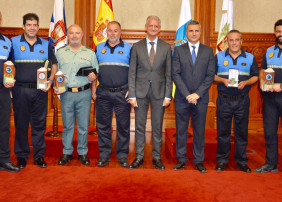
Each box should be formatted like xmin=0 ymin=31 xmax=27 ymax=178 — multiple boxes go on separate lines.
xmin=223 ymin=60 xmax=229 ymax=66
xmin=118 ymin=51 xmax=124 ymax=54
xmin=3 ymin=46 xmax=8 ymax=49
xmin=241 ymin=63 xmax=247 ymax=66
xmin=102 ymin=48 xmax=106 ymax=54
xmin=20 ymin=46 xmax=26 ymax=51
xmin=40 ymin=50 xmax=45 ymax=54
xmin=269 ymin=52 xmax=274 ymax=58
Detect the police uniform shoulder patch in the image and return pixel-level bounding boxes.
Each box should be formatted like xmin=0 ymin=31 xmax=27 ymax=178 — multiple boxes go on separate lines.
xmin=102 ymin=48 xmax=107 ymax=54
xmin=118 ymin=51 xmax=124 ymax=54
xmin=3 ymin=46 xmax=8 ymax=49
xmin=223 ymin=60 xmax=229 ymax=66
xmin=241 ymin=63 xmax=247 ymax=66
xmin=20 ymin=46 xmax=26 ymax=51
xmin=269 ymin=52 xmax=274 ymax=58
xmin=40 ymin=50 xmax=45 ymax=54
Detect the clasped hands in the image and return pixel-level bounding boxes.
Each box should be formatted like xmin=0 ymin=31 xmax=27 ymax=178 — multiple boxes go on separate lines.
xmin=186 ymin=93 xmax=199 ymax=105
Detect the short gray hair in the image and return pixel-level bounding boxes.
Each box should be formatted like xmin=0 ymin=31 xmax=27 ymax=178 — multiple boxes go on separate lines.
xmin=227 ymin=29 xmax=242 ymax=39
xmin=186 ymin=20 xmax=201 ymax=30
xmin=146 ymin=16 xmax=161 ymax=26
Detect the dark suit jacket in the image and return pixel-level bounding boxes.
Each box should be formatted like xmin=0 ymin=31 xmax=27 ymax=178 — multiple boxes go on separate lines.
xmin=128 ymin=38 xmax=172 ymax=99
xmin=172 ymin=43 xmax=215 ymax=103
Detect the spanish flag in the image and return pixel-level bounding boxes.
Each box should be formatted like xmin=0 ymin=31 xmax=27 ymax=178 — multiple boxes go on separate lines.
xmin=92 ymin=0 xmax=114 ymax=49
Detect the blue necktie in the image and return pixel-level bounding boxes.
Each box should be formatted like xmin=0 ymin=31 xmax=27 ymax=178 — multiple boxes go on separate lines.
xmin=191 ymin=45 xmax=196 ymax=65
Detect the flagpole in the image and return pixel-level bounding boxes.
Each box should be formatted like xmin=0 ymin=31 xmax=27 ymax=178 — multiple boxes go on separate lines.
xmin=46 ymin=0 xmax=67 ymax=138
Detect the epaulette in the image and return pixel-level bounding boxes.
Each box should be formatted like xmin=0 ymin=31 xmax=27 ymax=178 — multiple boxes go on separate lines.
xmin=85 ymin=46 xmax=95 ymax=52
xmin=56 ymin=44 xmax=67 ymax=51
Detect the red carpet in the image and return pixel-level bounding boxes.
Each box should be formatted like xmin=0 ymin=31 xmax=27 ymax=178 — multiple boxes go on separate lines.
xmin=45 ymin=126 xmax=100 ymax=157
xmin=165 ymin=128 xmax=235 ymax=159
xmin=0 ymin=166 xmax=281 ymax=201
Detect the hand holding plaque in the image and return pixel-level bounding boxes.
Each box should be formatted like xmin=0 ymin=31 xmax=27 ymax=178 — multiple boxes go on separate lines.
xmin=37 ymin=60 xmax=49 ymax=90
xmin=3 ymin=61 xmax=16 ymax=85
xmin=262 ymin=68 xmax=275 ymax=91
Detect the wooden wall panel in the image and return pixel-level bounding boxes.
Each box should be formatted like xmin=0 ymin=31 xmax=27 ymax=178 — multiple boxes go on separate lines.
xmin=1 ymin=0 xmax=281 ymax=133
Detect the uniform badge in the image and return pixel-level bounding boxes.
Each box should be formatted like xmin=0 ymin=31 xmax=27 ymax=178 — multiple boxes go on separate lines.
xmin=223 ymin=60 xmax=229 ymax=66
xmin=118 ymin=51 xmax=124 ymax=54
xmin=20 ymin=46 xmax=26 ymax=52
xmin=3 ymin=46 xmax=8 ymax=49
xmin=241 ymin=63 xmax=247 ymax=66
xmin=40 ymin=50 xmax=45 ymax=54
xmin=102 ymin=48 xmax=107 ymax=54
xmin=269 ymin=52 xmax=274 ymax=58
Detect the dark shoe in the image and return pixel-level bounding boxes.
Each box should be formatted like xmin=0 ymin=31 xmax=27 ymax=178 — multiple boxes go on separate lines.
xmin=254 ymin=164 xmax=278 ymax=173
xmin=97 ymin=158 xmax=110 ymax=167
xmin=118 ymin=158 xmax=129 ymax=167
xmin=152 ymin=159 xmax=165 ymax=170
xmin=173 ymin=161 xmax=186 ymax=170
xmin=78 ymin=155 xmax=90 ymax=165
xmin=237 ymin=163 xmax=251 ymax=173
xmin=128 ymin=158 xmax=144 ymax=169
xmin=215 ymin=162 xmax=226 ymax=171
xmin=0 ymin=162 xmax=20 ymax=173
xmin=17 ymin=158 xmax=27 ymax=169
xmin=34 ymin=157 xmax=47 ymax=168
xmin=58 ymin=154 xmax=73 ymax=165
xmin=195 ymin=163 xmax=207 ymax=173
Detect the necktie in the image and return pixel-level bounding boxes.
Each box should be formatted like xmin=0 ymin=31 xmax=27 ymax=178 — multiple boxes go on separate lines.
xmin=149 ymin=42 xmax=155 ymax=66
xmin=192 ymin=45 xmax=196 ymax=65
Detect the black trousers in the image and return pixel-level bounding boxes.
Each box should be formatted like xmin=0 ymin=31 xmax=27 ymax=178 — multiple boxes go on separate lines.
xmin=12 ymin=87 xmax=47 ymax=161
xmin=263 ymin=93 xmax=282 ymax=166
xmin=0 ymin=87 xmax=11 ymax=163
xmin=216 ymin=93 xmax=250 ymax=165
xmin=175 ymin=100 xmax=208 ymax=164
xmin=96 ymin=86 xmax=131 ymax=159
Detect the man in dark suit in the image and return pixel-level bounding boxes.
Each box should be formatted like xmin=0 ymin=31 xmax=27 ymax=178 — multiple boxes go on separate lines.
xmin=128 ymin=16 xmax=172 ymax=170
xmin=172 ymin=20 xmax=215 ymax=172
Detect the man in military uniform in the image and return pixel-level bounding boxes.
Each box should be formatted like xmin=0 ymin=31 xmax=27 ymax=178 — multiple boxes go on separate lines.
xmin=214 ymin=30 xmax=258 ymax=173
xmin=0 ymin=18 xmax=20 ymax=172
xmin=55 ymin=24 xmax=98 ymax=166
xmin=255 ymin=19 xmax=282 ymax=173
xmin=94 ymin=21 xmax=132 ymax=167
xmin=10 ymin=13 xmax=58 ymax=169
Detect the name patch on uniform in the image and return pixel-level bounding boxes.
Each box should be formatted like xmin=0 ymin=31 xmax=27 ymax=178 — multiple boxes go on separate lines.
xmin=80 ymin=57 xmax=90 ymax=61
xmin=40 ymin=50 xmax=45 ymax=54
xmin=223 ymin=60 xmax=229 ymax=66
xmin=241 ymin=63 xmax=247 ymax=66
xmin=3 ymin=45 xmax=8 ymax=49
xmin=102 ymin=48 xmax=107 ymax=54
xmin=118 ymin=51 xmax=124 ymax=54
xmin=20 ymin=46 xmax=26 ymax=51
xmin=269 ymin=52 xmax=274 ymax=58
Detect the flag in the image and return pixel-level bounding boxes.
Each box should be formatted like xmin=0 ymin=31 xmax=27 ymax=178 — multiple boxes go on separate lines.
xmin=92 ymin=0 xmax=114 ymax=50
xmin=216 ymin=0 xmax=234 ymax=53
xmin=172 ymin=0 xmax=192 ymax=97
xmin=49 ymin=0 xmax=67 ymax=52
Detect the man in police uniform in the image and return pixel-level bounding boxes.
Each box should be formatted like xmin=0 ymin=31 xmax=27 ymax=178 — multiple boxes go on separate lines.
xmin=55 ymin=24 xmax=98 ymax=166
xmin=0 ymin=22 xmax=20 ymax=172
xmin=94 ymin=21 xmax=132 ymax=167
xmin=255 ymin=19 xmax=282 ymax=173
xmin=10 ymin=13 xmax=58 ymax=169
xmin=214 ymin=30 xmax=258 ymax=173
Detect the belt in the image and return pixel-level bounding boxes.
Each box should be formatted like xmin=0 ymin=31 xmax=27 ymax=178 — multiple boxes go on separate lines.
xmin=99 ymin=84 xmax=128 ymax=92
xmin=219 ymin=91 xmax=248 ymax=101
xmin=67 ymin=83 xmax=91 ymax=93
xmin=15 ymin=82 xmax=37 ymax=88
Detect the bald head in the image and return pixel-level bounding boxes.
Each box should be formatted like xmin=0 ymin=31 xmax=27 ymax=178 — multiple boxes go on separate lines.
xmin=67 ymin=24 xmax=83 ymax=47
